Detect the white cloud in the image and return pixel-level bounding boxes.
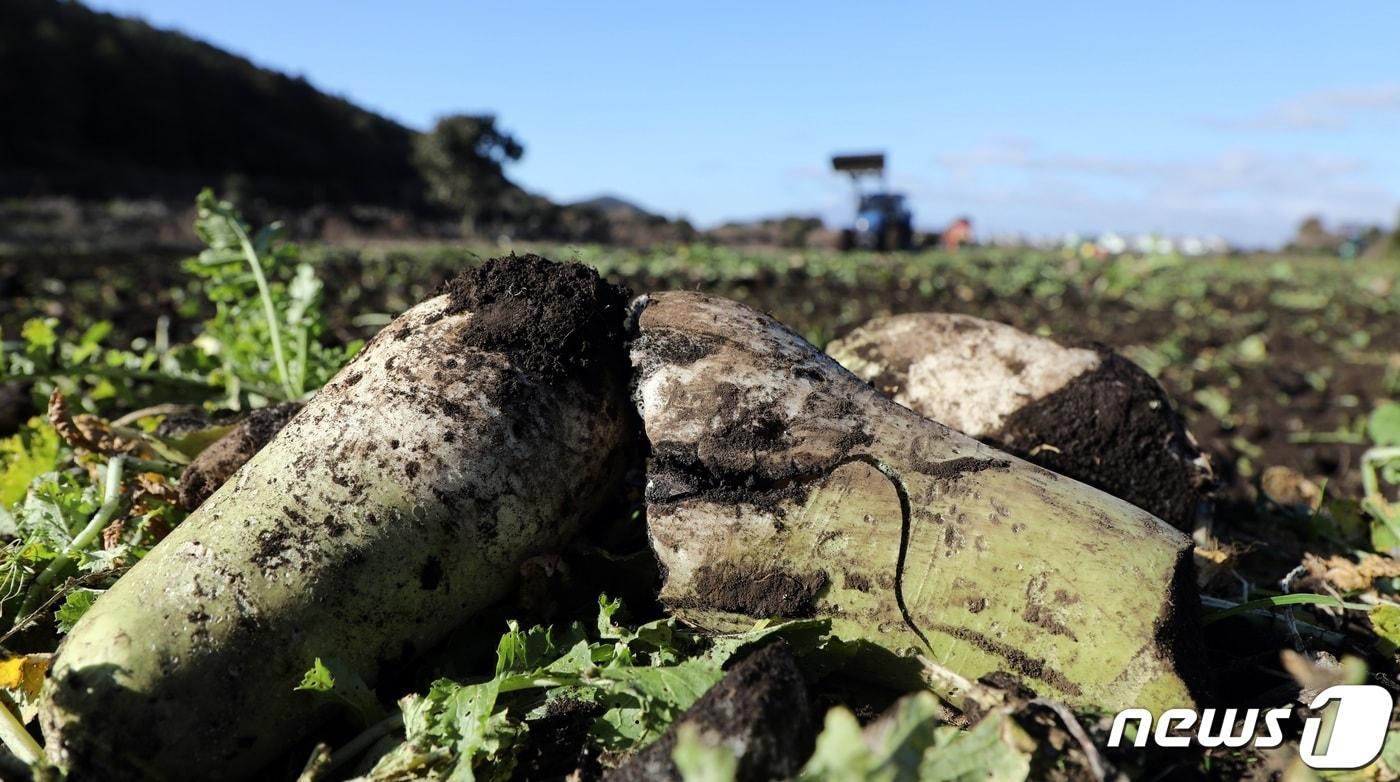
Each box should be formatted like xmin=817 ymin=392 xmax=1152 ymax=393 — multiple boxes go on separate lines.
xmin=938 ymin=138 xmax=1159 ymax=182
xmin=1205 ymin=83 xmax=1400 ymax=131
xmin=917 ymin=138 xmax=1394 ymax=245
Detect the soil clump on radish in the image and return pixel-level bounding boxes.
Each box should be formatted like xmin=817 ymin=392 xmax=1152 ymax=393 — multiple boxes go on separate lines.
xmin=439 ymin=253 xmax=631 ymax=382
xmin=993 ymin=347 xmax=1212 ymax=530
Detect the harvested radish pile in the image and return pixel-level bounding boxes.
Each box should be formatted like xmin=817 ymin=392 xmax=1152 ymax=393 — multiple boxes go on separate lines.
xmin=2 ymin=194 xmax=1400 ymax=781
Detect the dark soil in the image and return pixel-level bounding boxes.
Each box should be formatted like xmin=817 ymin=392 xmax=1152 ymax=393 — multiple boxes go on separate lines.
xmin=685 ymin=562 xmax=827 ymax=618
xmin=1153 ymin=547 xmax=1213 ymax=704
xmin=439 ymin=253 xmax=631 ymax=382
xmin=177 ymin=401 xmax=304 ymax=510
xmin=991 ymin=348 xmax=1213 ymax=531
xmin=924 ymin=621 xmax=1083 ymax=698
xmin=511 ymin=697 xmax=603 ymax=782
xmin=605 ymin=640 xmax=816 ymax=782
xmin=909 ymin=454 xmax=1010 ymax=482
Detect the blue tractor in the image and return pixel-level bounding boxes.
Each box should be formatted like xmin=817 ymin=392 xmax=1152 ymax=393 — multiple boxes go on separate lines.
xmin=833 ymin=153 xmax=914 ymax=251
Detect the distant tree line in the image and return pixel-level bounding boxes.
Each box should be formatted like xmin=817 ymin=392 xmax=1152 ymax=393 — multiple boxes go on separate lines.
xmin=1287 ymin=213 xmax=1400 ymax=259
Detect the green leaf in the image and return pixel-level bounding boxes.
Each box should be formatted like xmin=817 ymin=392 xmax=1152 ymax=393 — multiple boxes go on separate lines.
xmin=378 ymin=677 xmax=521 ymax=782
xmin=1193 ymin=387 xmax=1232 ymax=421
xmin=442 ymin=678 xmax=504 ymax=778
xmin=1371 ymin=605 xmax=1400 ymax=655
xmin=367 ymin=606 xmax=845 ymax=780
xmin=295 ymin=657 xmax=383 ymax=725
xmin=597 ymin=593 xmax=624 ymax=638
xmin=184 ymin=192 xmax=351 ymax=402
xmin=1372 ymin=516 xmax=1400 ymax=556
xmin=285 ymin=263 xmax=322 ymax=328
xmin=1370 ymin=402 xmax=1400 ymax=447
xmin=494 ymin=620 xmax=581 ymax=676
xmin=295 ymin=658 xmax=336 ymax=692
xmin=591 ymin=661 xmax=724 ymax=750
xmin=1237 ymin=333 xmax=1268 ymax=363
xmin=20 ymin=320 xmax=57 ymax=363
xmin=801 ymin=694 xmax=1035 ymax=782
xmin=15 ymin=472 xmax=99 ymax=548
xmin=0 ymin=420 xmax=62 ymax=508
xmin=55 ymin=589 xmax=101 ymax=633
xmin=673 ymin=723 xmax=738 ymax=782
xmin=800 ymin=707 xmax=879 ymax=780
xmin=1203 ymin=592 xmax=1374 ymax=625
xmin=918 ymin=711 xmax=1033 ymax=782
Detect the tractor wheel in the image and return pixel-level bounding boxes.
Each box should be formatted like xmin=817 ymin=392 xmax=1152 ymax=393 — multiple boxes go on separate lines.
xmin=882 ymin=225 xmax=909 ymax=252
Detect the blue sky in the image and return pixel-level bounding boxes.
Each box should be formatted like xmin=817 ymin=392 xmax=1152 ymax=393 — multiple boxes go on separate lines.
xmin=88 ymin=1 xmax=1400 ymax=245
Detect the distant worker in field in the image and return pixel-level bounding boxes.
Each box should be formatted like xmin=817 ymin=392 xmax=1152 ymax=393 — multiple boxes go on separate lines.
xmin=941 ymin=216 xmax=973 ymax=250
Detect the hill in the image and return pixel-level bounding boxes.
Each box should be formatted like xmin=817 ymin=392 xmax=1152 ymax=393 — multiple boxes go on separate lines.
xmin=570 ymin=195 xmax=659 ymax=220
xmin=0 ymin=0 xmax=423 ymax=205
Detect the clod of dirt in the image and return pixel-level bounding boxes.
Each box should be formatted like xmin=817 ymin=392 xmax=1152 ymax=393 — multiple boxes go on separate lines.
xmin=828 ymin=312 xmax=1215 ymax=531
xmin=510 ymin=696 xmax=602 ymax=782
xmin=605 ymin=640 xmax=816 ymax=782
xmin=439 ymin=253 xmax=631 ymax=381
xmin=997 ymin=350 xmax=1212 ymax=532
xmin=178 ymin=402 xmax=304 ymax=511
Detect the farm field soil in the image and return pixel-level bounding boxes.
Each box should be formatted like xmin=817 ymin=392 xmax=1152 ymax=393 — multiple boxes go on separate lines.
xmin=5 ymin=243 xmax=1396 ymax=500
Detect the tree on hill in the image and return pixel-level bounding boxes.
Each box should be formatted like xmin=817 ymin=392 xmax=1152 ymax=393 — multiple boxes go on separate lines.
xmin=413 ymin=115 xmax=524 ymax=230
xmin=1287 ymin=215 xmax=1341 ymax=254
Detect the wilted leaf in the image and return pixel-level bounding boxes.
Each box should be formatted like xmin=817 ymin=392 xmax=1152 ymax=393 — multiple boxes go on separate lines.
xmin=1260 ymin=465 xmax=1321 ymax=509
xmin=0 ymin=654 xmax=51 ymax=701
xmin=1302 ymin=553 xmax=1400 ymax=593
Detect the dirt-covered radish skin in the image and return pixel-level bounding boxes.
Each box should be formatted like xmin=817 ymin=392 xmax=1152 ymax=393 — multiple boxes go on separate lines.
xmin=827 ymin=313 xmax=1214 ymax=531
xmin=41 ymin=256 xmax=633 ymax=781
xmin=631 ymin=292 xmax=1205 ymax=714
